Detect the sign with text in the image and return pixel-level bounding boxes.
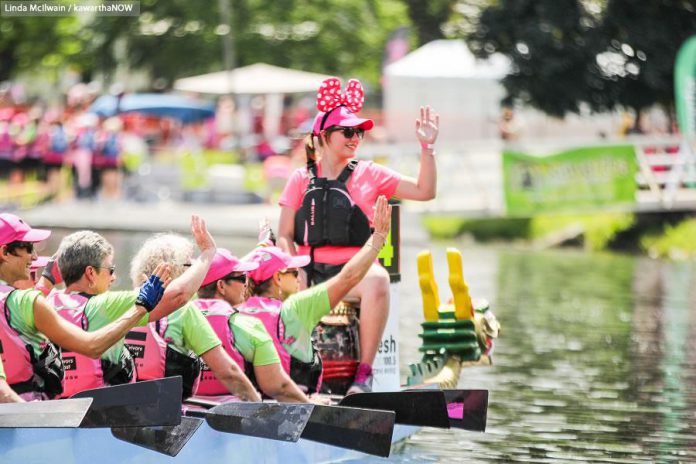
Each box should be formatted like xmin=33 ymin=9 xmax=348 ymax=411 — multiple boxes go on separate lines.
xmin=503 ymin=145 xmax=638 ymax=216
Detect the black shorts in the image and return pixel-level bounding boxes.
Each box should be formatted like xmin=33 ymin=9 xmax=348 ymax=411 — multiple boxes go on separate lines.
xmin=304 ymin=262 xmax=345 ymax=286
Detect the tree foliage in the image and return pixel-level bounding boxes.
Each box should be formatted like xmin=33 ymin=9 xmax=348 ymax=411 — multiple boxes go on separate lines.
xmin=0 ymin=16 xmax=88 ymax=82
xmin=84 ymin=0 xmax=408 ymax=89
xmin=403 ymin=0 xmax=456 ymax=45
xmin=467 ymin=0 xmax=604 ymax=117
xmin=467 ymin=0 xmax=696 ymax=118
xmin=594 ymin=0 xmax=696 ymax=115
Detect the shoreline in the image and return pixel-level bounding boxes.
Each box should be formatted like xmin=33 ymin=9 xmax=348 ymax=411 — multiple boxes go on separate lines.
xmin=19 ymin=199 xmax=430 ymax=243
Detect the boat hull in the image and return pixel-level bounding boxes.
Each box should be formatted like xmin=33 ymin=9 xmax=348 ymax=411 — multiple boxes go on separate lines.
xmin=0 ymin=423 xmax=418 ymax=464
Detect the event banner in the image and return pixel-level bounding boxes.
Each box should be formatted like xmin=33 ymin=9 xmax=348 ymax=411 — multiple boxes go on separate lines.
xmin=503 ymin=145 xmax=638 ymax=215
xmin=675 ymin=35 xmax=696 ymax=137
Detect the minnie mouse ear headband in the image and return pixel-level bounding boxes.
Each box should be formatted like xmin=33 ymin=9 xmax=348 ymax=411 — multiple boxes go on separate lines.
xmin=312 ymin=77 xmax=374 ymax=136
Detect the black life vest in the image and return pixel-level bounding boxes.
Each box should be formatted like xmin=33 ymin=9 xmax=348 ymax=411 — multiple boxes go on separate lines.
xmin=163 ymin=345 xmax=201 ymax=399
xmin=293 ymin=160 xmax=372 ymax=249
xmin=290 ymin=347 xmax=323 ymax=395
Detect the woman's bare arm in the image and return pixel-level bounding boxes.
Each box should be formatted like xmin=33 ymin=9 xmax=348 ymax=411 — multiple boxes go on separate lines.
xmin=148 ymin=215 xmax=216 ymax=321
xmin=254 ymin=363 xmax=309 ymax=403
xmin=200 ymin=346 xmax=261 ymax=402
xmin=277 ymin=206 xmax=298 ymax=256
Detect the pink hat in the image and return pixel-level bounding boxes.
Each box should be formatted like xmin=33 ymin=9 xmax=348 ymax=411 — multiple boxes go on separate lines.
xmin=246 ymin=246 xmax=310 ymax=283
xmin=30 ymin=256 xmax=49 ymax=270
xmin=312 ymin=106 xmax=374 ymax=135
xmin=0 ymin=214 xmax=51 ymax=246
xmin=200 ymin=248 xmax=259 ymax=288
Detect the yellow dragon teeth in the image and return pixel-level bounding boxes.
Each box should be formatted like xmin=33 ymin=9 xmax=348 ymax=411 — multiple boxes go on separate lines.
xmin=417 ymin=250 xmax=440 ymax=322
xmin=446 ymin=248 xmax=474 ymax=320
xmin=418 ymin=248 xmax=474 ymax=321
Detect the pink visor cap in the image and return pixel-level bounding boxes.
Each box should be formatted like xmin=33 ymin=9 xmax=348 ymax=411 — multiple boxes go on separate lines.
xmin=0 ymin=213 xmax=51 ymax=246
xmin=200 ymin=248 xmax=259 ymax=288
xmin=312 ymin=106 xmax=374 ymax=135
xmin=30 ymin=256 xmax=50 ymax=270
xmin=247 ymin=246 xmax=311 ymax=283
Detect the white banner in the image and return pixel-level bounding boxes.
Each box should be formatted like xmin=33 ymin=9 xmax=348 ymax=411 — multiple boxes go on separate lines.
xmin=371 ymin=283 xmax=401 ymax=392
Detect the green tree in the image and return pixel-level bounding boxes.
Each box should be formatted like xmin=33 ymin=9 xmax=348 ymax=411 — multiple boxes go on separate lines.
xmin=86 ymin=0 xmax=408 ymax=89
xmin=403 ymin=0 xmax=456 ymax=45
xmin=594 ymin=0 xmax=696 ymax=128
xmin=467 ymin=0 xmax=604 ymax=117
xmin=0 ymin=16 xmax=88 ymax=82
xmin=467 ymin=0 xmax=696 ymax=121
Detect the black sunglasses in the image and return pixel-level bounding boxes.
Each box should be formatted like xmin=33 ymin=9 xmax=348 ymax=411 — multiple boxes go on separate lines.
xmin=223 ymin=274 xmax=247 ymax=284
xmin=330 ymin=127 xmax=365 ymax=139
xmin=6 ymin=241 xmax=34 ymax=254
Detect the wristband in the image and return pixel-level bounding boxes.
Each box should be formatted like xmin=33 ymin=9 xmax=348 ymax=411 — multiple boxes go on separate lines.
xmin=420 ymin=142 xmax=434 ymax=151
xmin=372 ymin=231 xmax=387 ymax=242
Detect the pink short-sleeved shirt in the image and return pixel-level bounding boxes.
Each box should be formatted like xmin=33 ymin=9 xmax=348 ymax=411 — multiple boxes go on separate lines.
xmin=279 ymin=160 xmax=401 ymax=264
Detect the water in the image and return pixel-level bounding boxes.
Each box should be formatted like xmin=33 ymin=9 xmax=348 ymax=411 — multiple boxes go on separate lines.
xmin=42 ymin=230 xmax=696 ymax=463
xmin=389 ymin=243 xmax=696 ymax=463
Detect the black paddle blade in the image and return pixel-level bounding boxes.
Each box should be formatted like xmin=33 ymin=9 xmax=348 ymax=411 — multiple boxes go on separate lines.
xmin=111 ymin=416 xmax=203 ymax=456
xmin=204 ymin=402 xmax=313 ymax=442
xmin=301 ymin=405 xmax=395 ymax=458
xmin=340 ymin=391 xmax=450 ymax=428
xmin=72 ymin=376 xmax=183 ymax=428
xmin=0 ymin=398 xmax=93 ymax=428
xmin=443 ymin=389 xmax=488 ymax=432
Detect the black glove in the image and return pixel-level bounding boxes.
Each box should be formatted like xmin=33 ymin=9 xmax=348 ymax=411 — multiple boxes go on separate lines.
xmin=41 ymin=258 xmax=62 ymax=285
xmin=135 ymin=274 xmax=165 ymax=312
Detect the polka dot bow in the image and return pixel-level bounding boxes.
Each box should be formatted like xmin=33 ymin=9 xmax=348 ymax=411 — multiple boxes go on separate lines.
xmin=316 ymin=77 xmax=365 ymax=113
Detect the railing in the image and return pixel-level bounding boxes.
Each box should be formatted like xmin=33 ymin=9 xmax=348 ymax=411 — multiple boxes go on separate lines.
xmin=634 ymin=138 xmax=696 ymax=210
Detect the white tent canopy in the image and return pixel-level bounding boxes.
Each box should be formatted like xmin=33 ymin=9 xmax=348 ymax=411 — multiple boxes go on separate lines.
xmin=174 ymin=63 xmax=330 ymax=95
xmin=383 ymin=40 xmax=511 ymax=144
xmin=386 ymin=39 xmax=510 ymax=79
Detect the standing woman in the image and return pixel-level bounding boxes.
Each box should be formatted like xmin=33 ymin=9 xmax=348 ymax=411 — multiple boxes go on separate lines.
xmin=277 ymin=77 xmax=439 ymax=392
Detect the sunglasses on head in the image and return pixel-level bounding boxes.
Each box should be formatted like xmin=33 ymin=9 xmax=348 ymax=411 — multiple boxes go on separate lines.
xmin=330 ymin=126 xmax=365 ymax=139
xmin=223 ymin=273 xmax=247 ymax=284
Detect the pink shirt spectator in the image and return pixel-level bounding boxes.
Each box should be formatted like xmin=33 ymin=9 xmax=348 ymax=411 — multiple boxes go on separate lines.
xmin=279 ymin=160 xmax=401 ymax=265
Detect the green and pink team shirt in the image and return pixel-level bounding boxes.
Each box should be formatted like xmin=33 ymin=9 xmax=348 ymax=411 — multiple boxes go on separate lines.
xmin=229 ymin=313 xmax=280 ymax=366
xmin=162 ymin=301 xmax=221 ymax=357
xmin=279 ymin=283 xmax=331 ymax=363
xmin=279 ymin=160 xmax=401 ymax=265
xmin=73 ymin=290 xmax=149 ymax=364
xmin=6 ymin=288 xmax=52 ymax=358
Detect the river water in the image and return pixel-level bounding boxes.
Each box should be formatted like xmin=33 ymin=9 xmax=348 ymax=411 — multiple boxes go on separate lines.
xmin=41 ymin=231 xmax=696 ymax=463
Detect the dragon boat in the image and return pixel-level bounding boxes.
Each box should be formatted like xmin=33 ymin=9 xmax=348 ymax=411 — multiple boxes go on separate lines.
xmin=0 ymin=206 xmax=499 ymax=463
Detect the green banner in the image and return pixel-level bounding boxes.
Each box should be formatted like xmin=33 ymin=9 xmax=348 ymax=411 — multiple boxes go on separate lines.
xmin=503 ymin=145 xmax=638 ymax=215
xmin=675 ymin=35 xmax=696 ymax=137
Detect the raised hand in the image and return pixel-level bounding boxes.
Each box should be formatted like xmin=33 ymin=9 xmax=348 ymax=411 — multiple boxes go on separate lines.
xmin=151 ymin=263 xmax=172 ymax=288
xmin=415 ymin=106 xmax=440 ymax=146
xmin=191 ymin=215 xmax=216 ymax=253
xmin=136 ymin=263 xmax=170 ymax=312
xmin=41 ymin=253 xmax=63 ymax=285
xmin=372 ymin=195 xmax=392 ymax=239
